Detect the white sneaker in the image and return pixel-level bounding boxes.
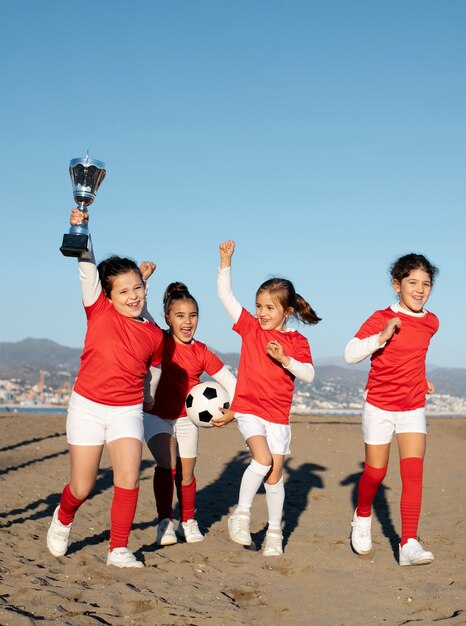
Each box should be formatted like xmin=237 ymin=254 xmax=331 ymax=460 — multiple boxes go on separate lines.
xmin=47 ymin=506 xmax=72 ymax=557
xmin=178 ymin=519 xmax=204 ymax=543
xmin=107 ymin=547 xmax=144 ymax=568
xmin=157 ymin=518 xmax=177 ymax=546
xmin=399 ymin=539 xmax=434 ymax=566
xmin=350 ymin=510 xmax=372 ymax=554
xmin=263 ymin=529 xmax=283 ymax=557
xmin=228 ymin=510 xmax=251 ymax=546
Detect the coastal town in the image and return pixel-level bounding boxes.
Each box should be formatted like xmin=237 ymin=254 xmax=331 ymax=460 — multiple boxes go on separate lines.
xmin=1 ymin=369 xmax=466 ymax=417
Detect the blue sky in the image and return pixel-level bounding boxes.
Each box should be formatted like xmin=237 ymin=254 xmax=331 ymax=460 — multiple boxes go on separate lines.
xmin=1 ymin=1 xmax=465 ymax=367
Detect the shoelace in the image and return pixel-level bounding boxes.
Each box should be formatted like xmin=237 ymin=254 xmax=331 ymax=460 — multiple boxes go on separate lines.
xmin=53 ymin=524 xmax=71 ymax=538
xmin=234 ymin=515 xmax=250 ymax=533
xmin=265 ymin=533 xmax=282 ymax=553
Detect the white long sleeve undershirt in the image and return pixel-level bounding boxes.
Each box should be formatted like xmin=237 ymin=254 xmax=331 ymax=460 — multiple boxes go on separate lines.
xmin=217 ymin=266 xmax=242 ymax=323
xmin=217 ymin=266 xmax=315 ymax=383
xmin=343 ymin=302 xmax=428 ymax=364
xmin=77 ymin=240 xmax=102 ymax=307
xmin=344 ymin=334 xmax=385 ymax=364
xmin=212 ymin=364 xmax=237 ymax=401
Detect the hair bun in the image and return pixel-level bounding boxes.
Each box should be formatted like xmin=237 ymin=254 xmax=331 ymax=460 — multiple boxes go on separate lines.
xmin=163 ymin=282 xmax=190 ymax=305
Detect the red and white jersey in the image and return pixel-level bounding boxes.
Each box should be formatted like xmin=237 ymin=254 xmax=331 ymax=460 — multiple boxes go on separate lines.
xmin=231 ymin=308 xmax=312 ymax=425
xmin=355 ymin=306 xmax=439 ymax=411
xmin=74 ymin=291 xmax=163 ymax=406
xmin=149 ymin=332 xmax=224 ymax=420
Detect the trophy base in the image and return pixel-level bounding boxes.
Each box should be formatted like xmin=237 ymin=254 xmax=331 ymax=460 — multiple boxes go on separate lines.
xmin=60 ymin=234 xmax=92 ymax=259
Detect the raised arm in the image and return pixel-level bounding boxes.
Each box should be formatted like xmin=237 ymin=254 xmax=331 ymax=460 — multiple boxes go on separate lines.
xmin=217 ymin=240 xmax=242 ymax=323
xmin=139 ymin=260 xmax=157 ymax=324
xmin=69 ymin=208 xmax=102 ymax=307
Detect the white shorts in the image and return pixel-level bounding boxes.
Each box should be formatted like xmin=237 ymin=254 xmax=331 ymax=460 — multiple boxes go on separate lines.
xmin=362 ymin=401 xmax=427 ymax=445
xmin=235 ymin=413 xmax=291 ymax=455
xmin=66 ymin=391 xmax=144 ymax=446
xmin=143 ymin=413 xmax=199 ymax=458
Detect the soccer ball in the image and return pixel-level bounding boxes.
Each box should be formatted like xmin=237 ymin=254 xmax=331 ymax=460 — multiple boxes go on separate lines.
xmin=185 ymin=382 xmax=230 ymax=428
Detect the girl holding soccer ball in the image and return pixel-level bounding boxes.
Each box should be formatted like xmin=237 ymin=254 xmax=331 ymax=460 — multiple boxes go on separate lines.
xmin=142 ymin=278 xmax=237 ymax=546
xmin=344 ymin=253 xmax=438 ymax=566
xmin=217 ymin=240 xmax=320 ymax=557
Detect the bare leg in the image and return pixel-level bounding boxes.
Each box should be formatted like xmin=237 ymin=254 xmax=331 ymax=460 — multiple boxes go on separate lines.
xmin=107 ymin=437 xmax=142 ymax=489
xmin=69 ymin=444 xmax=104 ymax=500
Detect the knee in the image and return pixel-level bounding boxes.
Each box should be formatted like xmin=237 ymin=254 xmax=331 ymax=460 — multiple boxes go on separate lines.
xmin=266 ymin=472 xmax=283 ymax=487
xmin=252 ymin=452 xmax=273 ymax=467
xmin=114 ymin=469 xmax=140 ymax=490
xmin=181 ymin=472 xmax=194 ymax=485
xmin=70 ymin=483 xmax=93 ymax=501
xmin=362 ymin=464 xmax=387 ymax=487
xmin=249 ymin=458 xmax=272 ymax=477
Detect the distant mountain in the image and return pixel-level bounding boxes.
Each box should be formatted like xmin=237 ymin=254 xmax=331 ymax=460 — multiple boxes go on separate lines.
xmin=425 ymin=367 xmax=466 ymax=399
xmin=0 ymin=338 xmax=81 ymax=385
xmin=1 ymin=339 xmax=465 ymax=401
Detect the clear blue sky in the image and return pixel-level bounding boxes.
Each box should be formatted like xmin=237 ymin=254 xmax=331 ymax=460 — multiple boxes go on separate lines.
xmin=1 ymin=1 xmax=465 ymax=367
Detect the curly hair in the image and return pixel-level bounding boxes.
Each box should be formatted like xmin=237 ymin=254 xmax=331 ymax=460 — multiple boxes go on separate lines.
xmin=390 ymin=253 xmax=438 ymax=285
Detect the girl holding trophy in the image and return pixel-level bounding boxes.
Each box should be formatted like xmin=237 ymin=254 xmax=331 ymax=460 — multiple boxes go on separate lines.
xmin=47 ymin=208 xmax=163 ymax=568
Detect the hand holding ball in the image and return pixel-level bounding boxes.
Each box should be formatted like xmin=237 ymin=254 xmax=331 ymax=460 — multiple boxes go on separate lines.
xmin=185 ymin=382 xmax=230 ymax=428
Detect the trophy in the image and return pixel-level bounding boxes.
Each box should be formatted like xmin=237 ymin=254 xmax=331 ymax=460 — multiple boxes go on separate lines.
xmin=60 ymin=153 xmax=106 ymax=258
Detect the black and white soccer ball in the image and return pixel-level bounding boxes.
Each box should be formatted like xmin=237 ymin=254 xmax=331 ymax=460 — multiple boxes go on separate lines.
xmin=185 ymin=382 xmax=230 ymax=428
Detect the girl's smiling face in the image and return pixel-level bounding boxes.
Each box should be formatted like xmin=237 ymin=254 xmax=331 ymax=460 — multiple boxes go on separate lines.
xmin=166 ymin=299 xmax=199 ymax=344
xmin=108 ymin=270 xmax=146 ymax=318
xmin=393 ymin=268 xmax=432 ymax=313
xmin=256 ymin=290 xmax=293 ymax=332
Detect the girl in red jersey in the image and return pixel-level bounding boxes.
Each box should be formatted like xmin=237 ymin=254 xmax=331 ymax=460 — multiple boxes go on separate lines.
xmin=344 ymin=253 xmax=439 ymax=566
xmin=142 ymin=281 xmax=237 ymax=547
xmin=46 ymin=208 xmax=163 ymax=568
xmin=217 ymin=240 xmax=320 ymax=557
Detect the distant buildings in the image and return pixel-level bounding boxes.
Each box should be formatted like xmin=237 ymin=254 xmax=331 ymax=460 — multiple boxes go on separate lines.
xmin=0 ymin=375 xmax=71 ymax=408
xmin=2 ymin=370 xmax=466 ymax=416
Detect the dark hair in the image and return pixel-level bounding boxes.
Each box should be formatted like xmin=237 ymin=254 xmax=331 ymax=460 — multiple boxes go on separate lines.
xmin=163 ymin=282 xmax=199 ymax=317
xmin=256 ymin=277 xmax=321 ymax=326
xmin=97 ymin=256 xmax=142 ymax=298
xmin=390 ymin=253 xmax=439 ymax=285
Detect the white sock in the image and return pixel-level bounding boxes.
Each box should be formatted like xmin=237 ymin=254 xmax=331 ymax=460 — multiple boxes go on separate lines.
xmin=265 ymin=477 xmax=284 ymax=530
xmin=237 ymin=459 xmax=271 ymax=513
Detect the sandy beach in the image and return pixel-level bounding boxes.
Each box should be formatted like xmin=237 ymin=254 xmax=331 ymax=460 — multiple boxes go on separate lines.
xmin=1 ymin=412 xmax=465 ymax=626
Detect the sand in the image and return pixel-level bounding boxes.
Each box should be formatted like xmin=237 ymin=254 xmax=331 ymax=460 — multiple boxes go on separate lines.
xmin=0 ymin=412 xmax=465 ymax=626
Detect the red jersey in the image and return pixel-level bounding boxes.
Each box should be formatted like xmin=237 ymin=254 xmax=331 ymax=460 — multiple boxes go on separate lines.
xmin=149 ymin=332 xmax=224 ymax=420
xmin=355 ymin=306 xmax=439 ymax=411
xmin=74 ymin=291 xmax=163 ymax=406
xmin=231 ymin=308 xmax=312 ymax=425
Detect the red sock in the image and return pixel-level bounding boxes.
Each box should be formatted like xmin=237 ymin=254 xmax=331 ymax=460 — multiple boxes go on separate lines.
xmin=179 ymin=477 xmax=196 ymax=523
xmin=153 ymin=467 xmax=176 ymax=520
xmin=400 ymin=457 xmax=423 ymax=546
xmin=356 ymin=463 xmax=387 ymax=517
xmin=58 ymin=483 xmax=86 ymax=525
xmin=109 ymin=485 xmax=139 ymax=551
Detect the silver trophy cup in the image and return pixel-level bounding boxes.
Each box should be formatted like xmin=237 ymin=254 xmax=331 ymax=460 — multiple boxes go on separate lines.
xmin=60 ymin=153 xmax=106 ymax=258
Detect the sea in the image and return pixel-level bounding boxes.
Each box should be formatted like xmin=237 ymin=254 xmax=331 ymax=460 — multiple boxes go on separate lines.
xmin=1 ymin=407 xmax=464 ymax=418
xmin=1 ymin=406 xmax=67 ymax=414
